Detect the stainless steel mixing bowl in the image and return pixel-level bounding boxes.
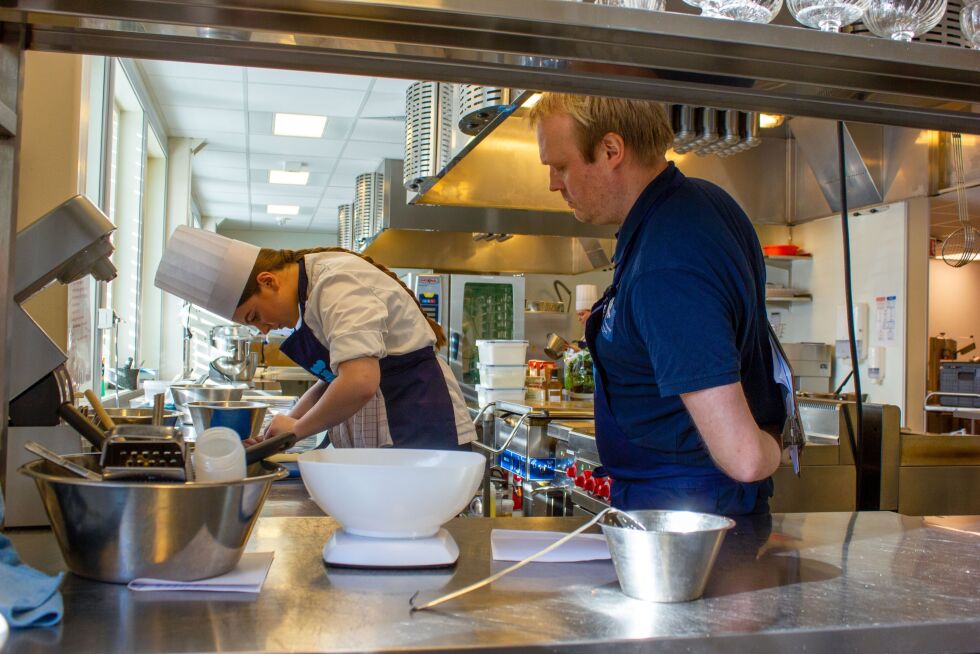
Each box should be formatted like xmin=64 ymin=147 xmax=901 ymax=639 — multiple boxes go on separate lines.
xmin=94 ymin=408 xmax=180 ymax=428
xmin=170 ymin=384 xmax=246 ymax=413
xmin=600 ymin=510 xmax=735 ymax=602
xmin=187 ymin=401 xmax=268 ymax=440
xmin=20 ymin=454 xmax=286 ymax=584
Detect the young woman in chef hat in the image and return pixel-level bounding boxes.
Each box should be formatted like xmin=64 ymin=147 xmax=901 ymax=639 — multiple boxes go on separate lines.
xmin=155 ymin=226 xmax=476 ymax=450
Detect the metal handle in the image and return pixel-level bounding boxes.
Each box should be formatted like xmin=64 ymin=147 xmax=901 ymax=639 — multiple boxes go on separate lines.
xmin=410 ymin=507 xmax=615 ymax=613
xmin=471 ymin=402 xmax=496 ymax=425
xmin=24 ymin=441 xmax=103 ymax=481
xmin=244 ymin=432 xmax=299 ymax=465
xmin=470 ymin=412 xmax=530 ymax=456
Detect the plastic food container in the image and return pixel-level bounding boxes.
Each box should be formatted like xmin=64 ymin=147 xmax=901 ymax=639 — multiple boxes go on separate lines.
xmin=476 ymin=385 xmax=525 ymax=407
xmin=476 ymin=340 xmax=528 ymax=366
xmin=478 ymin=364 xmax=527 ymax=388
xmin=762 ymin=244 xmax=801 ymax=256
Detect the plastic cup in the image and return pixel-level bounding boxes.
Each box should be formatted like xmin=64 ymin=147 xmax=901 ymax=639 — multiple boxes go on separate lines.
xmin=193 ymin=427 xmax=247 ymax=483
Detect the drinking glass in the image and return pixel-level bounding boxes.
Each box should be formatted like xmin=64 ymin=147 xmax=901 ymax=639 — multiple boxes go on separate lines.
xmin=788 ymin=0 xmax=871 ymax=30
xmin=963 ymin=0 xmax=980 ymax=48
xmin=594 ymin=0 xmax=667 ymax=10
xmin=863 ymin=0 xmax=947 ymax=40
xmin=714 ymin=0 xmax=783 ymax=22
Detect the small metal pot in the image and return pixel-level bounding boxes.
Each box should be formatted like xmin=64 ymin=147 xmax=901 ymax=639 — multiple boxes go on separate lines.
xmin=170 ymin=384 xmax=246 ymax=413
xmin=544 ymin=332 xmax=571 ymax=360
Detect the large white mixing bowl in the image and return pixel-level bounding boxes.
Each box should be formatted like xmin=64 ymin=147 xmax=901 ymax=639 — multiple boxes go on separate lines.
xmin=299 ymin=448 xmax=485 ymax=538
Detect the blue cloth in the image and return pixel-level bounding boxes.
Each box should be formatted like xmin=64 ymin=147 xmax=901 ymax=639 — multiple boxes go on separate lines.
xmin=0 ymin=492 xmax=64 ymax=628
xmin=589 ymin=163 xmax=784 ymax=515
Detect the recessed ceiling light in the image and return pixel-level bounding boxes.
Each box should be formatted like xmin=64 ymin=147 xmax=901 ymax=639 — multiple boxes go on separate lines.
xmin=267 ymin=204 xmax=299 ymax=215
xmin=269 ymin=170 xmax=310 ymax=185
xmin=273 ymin=113 xmax=327 ymax=138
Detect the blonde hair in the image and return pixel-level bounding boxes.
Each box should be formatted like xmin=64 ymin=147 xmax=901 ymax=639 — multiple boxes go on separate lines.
xmin=528 ymin=94 xmax=673 ymax=165
xmin=238 ymin=247 xmax=447 ymax=350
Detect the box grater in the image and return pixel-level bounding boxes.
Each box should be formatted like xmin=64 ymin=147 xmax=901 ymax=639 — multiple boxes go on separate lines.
xmin=99 ymin=425 xmax=188 ymax=481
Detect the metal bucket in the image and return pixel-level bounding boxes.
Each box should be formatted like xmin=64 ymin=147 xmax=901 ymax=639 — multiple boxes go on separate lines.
xmin=600 ymin=510 xmax=735 ymax=602
xmin=19 ymin=454 xmax=286 ymax=583
xmin=187 ymin=401 xmax=268 ymax=440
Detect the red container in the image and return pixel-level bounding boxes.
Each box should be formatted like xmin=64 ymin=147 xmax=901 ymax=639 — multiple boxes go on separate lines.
xmin=763 ymin=244 xmax=801 ymax=256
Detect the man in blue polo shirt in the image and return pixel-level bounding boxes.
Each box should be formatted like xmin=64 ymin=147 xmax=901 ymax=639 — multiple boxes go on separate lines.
xmin=531 ymin=95 xmax=786 ymax=515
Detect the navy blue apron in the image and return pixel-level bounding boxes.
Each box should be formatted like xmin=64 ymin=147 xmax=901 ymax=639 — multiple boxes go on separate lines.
xmin=585 ymin=168 xmax=770 ymax=516
xmin=279 ymin=258 xmax=461 ymax=450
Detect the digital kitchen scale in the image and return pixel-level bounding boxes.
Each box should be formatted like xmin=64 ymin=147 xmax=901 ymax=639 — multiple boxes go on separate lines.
xmin=322 ymin=529 xmax=460 ymax=569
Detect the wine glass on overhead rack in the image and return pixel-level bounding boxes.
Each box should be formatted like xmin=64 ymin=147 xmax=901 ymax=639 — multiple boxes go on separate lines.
xmin=787 ymin=0 xmax=871 ymax=30
xmin=962 ymin=0 xmax=980 ymax=48
xmin=863 ymin=0 xmax=947 ymax=41
xmin=593 ymin=0 xmax=666 ymax=10
xmin=684 ymin=0 xmax=783 ymax=22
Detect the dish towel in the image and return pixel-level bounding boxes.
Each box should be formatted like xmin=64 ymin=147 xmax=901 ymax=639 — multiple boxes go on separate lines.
xmin=127 ymin=552 xmax=274 ymax=593
xmin=0 ymin=493 xmax=64 ymax=628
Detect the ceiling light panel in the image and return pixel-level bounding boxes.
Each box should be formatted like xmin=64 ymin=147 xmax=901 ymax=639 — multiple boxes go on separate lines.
xmin=269 ymin=170 xmax=310 ymax=185
xmin=267 ymin=204 xmax=300 ymax=215
xmin=273 ymin=112 xmax=328 ymax=138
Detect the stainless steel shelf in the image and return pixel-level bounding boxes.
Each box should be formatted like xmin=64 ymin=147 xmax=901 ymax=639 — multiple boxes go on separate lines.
xmin=5 ymin=0 xmax=979 ymax=132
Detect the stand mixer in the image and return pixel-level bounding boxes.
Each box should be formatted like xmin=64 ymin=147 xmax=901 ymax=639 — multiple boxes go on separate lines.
xmin=208 ymin=325 xmax=259 ymax=383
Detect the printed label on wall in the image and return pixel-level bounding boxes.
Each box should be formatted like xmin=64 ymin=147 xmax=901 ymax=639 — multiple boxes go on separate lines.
xmin=875 ymin=294 xmax=898 ymax=347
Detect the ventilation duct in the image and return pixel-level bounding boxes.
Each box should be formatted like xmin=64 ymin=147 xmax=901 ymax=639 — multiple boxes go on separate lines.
xmin=353 ymin=172 xmax=384 ymax=251
xmin=337 ymin=204 xmax=353 ymax=251
xmin=403 ymin=81 xmax=454 ymax=192
xmin=457 ymin=86 xmax=521 ymax=135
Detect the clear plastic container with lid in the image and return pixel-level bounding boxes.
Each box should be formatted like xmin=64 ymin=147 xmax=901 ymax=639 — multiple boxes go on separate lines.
xmin=478 ymin=363 xmax=527 ymax=388
xmin=476 ymin=340 xmax=529 ymax=366
xmin=476 ymin=385 xmax=526 ymax=408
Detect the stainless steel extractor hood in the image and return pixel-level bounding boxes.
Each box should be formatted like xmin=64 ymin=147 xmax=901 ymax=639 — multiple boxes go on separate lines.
xmin=360 ymin=159 xmax=615 ymax=274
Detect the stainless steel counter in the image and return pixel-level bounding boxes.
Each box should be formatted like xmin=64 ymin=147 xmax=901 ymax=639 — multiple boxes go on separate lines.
xmin=5 ymin=511 xmax=980 ymax=653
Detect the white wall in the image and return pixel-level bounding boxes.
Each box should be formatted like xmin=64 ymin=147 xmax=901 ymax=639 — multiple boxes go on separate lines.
xmin=929 ymin=258 xmax=980 ymax=344
xmin=781 ymin=203 xmax=910 ymax=416
xmin=218 ymin=229 xmax=338 ymax=250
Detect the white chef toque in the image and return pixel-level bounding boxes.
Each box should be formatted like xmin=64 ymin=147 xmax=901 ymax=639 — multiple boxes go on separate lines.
xmin=575 ymin=284 xmax=599 ymax=311
xmin=154 ymin=226 xmax=261 ymax=320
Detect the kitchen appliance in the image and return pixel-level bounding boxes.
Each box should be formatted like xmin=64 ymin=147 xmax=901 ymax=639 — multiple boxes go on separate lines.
xmin=782 ymin=342 xmax=833 ymax=393
xmin=298 ymin=449 xmax=485 ymax=568
xmin=478 ymin=400 xmax=594 ymax=517
xmin=549 ymin=420 xmax=610 ymax=516
xmin=404 ymin=273 xmax=525 ymax=388
xmin=19 ymin=456 xmax=286 ymax=583
xmin=209 ymin=325 xmax=259 ymax=383
xmin=4 ymin=195 xmax=117 ymax=527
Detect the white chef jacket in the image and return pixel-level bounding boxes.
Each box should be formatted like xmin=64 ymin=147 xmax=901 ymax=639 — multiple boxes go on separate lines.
xmin=300 ymin=252 xmax=476 ymax=446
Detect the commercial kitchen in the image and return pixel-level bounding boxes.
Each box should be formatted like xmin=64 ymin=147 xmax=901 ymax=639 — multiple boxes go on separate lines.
xmin=0 ymin=1 xmax=978 ymax=652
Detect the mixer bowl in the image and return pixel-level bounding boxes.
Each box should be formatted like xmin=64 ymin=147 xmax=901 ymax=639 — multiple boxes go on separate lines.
xmin=20 ymin=454 xmax=286 ymax=583
xmin=187 ymin=401 xmax=268 ymax=440
xmin=171 ymin=384 xmax=246 ymax=413
xmin=299 ymin=449 xmax=485 ymax=538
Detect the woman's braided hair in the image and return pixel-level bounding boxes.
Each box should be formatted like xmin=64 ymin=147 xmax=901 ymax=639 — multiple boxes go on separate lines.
xmin=237 ymin=247 xmax=447 ymax=350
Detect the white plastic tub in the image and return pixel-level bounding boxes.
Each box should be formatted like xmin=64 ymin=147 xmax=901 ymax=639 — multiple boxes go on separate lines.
xmin=476 ymin=385 xmax=525 ymax=408
xmin=476 ymin=340 xmax=529 ymax=366
xmin=478 ymin=364 xmax=527 ymax=388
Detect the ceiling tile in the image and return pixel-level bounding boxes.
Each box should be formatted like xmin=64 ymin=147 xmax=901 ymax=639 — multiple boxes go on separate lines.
xmin=195 ymin=167 xmax=249 ymax=184
xmin=245 ymin=68 xmax=373 ymax=90
xmin=361 ymin=92 xmax=406 ymax=119
xmin=250 ymin=181 xmax=326 ymax=199
xmin=195 ymin=180 xmax=249 ymax=198
xmin=173 ymin=131 xmax=246 ymax=152
xmin=351 ymin=118 xmax=405 ymax=144
xmin=193 ymin=150 xmax=248 ymax=169
xmin=248 ymin=169 xmax=329 ymax=187
xmin=246 ymin=85 xmax=366 ymax=117
xmin=249 ymin=134 xmax=346 ymax=158
xmin=371 ymin=77 xmax=415 ymax=95
xmin=167 ymin=106 xmax=246 ymax=134
xmin=202 ymin=202 xmax=252 ymax=220
xmin=329 ymin=159 xmax=384 ymax=186
xmin=342 ymin=140 xmax=404 ymax=160
xmin=138 ymin=59 xmax=242 ymax=81
xmin=249 ymin=152 xmax=338 ymax=172
xmin=153 ymin=77 xmax=244 ymax=109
